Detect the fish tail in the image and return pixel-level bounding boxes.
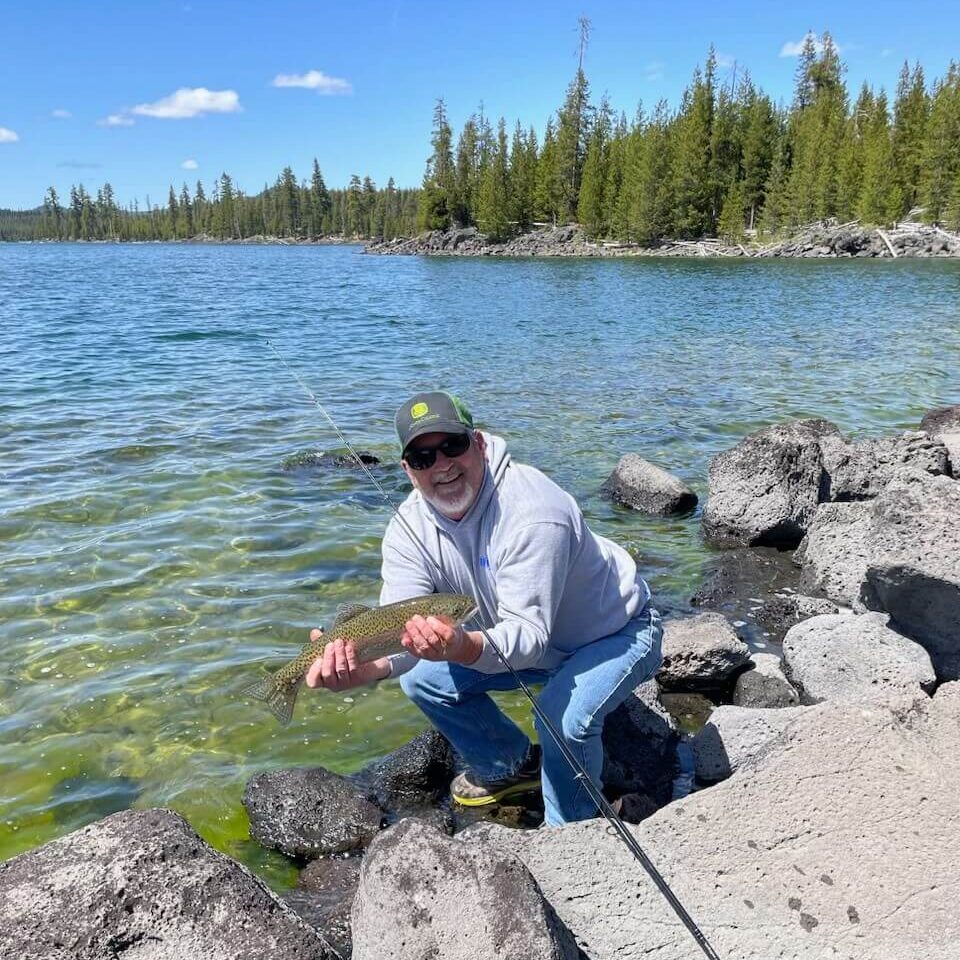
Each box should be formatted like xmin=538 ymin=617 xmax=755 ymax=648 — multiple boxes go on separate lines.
xmin=241 ymin=675 xmax=302 ymax=726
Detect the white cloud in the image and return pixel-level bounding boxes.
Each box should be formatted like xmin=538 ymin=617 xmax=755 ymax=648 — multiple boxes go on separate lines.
xmin=181 ymin=158 xmax=199 ymax=170
xmin=132 ymin=87 xmax=241 ymax=119
xmin=271 ymin=70 xmax=352 ymax=95
xmin=643 ymin=61 xmax=665 ymax=82
xmin=716 ymin=53 xmax=736 ymax=69
xmin=780 ymin=33 xmax=846 ymax=58
xmin=98 ymin=113 xmax=135 ymax=127
xmin=0 ymin=127 xmax=20 ymax=142
xmin=52 ymin=109 xmax=72 ymax=119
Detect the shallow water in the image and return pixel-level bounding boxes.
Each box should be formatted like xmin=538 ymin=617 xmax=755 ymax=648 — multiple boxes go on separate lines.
xmin=1 ymin=243 xmax=958 ymax=881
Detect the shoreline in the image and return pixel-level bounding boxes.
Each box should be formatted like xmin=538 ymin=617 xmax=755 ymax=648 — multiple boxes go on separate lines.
xmin=8 ymin=220 xmax=960 ymax=259
xmin=365 ymin=220 xmax=960 ymax=259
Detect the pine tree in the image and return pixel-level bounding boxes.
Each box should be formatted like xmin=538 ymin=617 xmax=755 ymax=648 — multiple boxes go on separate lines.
xmin=167 ymin=185 xmax=179 ymax=239
xmin=671 ymin=53 xmax=715 ymax=237
xmin=452 ymin=116 xmax=479 ymax=226
xmin=577 ymin=96 xmax=612 ymax=235
xmin=891 ymin=63 xmax=929 ymax=216
xmin=919 ymin=62 xmax=960 ymax=223
xmin=857 ymin=90 xmax=900 ymax=225
xmin=309 ymin=159 xmax=332 ymax=236
xmin=739 ymin=80 xmax=777 ymax=230
xmin=509 ymin=121 xmax=537 ymax=232
xmin=476 ymin=118 xmax=512 ymax=240
xmin=417 ymin=99 xmax=455 ymax=231
xmin=535 ymin=118 xmax=563 ymax=223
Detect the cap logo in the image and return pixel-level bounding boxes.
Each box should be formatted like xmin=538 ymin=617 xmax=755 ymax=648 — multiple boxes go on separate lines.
xmin=411 ymin=402 xmax=429 ymax=419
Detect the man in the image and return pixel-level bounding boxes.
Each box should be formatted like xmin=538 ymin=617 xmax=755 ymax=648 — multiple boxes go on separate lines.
xmin=306 ymin=391 xmax=662 ymax=826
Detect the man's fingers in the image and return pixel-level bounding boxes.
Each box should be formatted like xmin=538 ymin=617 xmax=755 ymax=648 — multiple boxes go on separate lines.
xmin=333 ymin=639 xmax=349 ymax=677
xmin=345 ymin=642 xmax=358 ymax=672
xmin=305 ymin=656 xmax=323 ymax=688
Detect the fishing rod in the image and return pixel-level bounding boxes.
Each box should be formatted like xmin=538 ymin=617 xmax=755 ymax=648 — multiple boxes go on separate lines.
xmin=267 ymin=339 xmax=721 ymax=960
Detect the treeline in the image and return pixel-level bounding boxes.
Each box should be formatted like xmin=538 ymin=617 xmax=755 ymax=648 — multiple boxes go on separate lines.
xmin=1 ymin=161 xmax=420 ymax=241
xmin=418 ymin=36 xmax=960 ymax=242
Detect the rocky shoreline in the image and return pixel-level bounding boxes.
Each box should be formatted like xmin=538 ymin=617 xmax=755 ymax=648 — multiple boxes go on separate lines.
xmin=2 ymin=405 xmax=959 ymax=959
xmin=365 ymin=219 xmax=960 ymax=259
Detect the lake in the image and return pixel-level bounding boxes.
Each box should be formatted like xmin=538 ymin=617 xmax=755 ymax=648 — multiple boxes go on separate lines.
xmin=1 ymin=242 xmax=958 ymax=884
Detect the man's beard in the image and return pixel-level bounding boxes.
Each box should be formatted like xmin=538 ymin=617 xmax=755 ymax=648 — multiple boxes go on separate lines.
xmin=422 ymin=473 xmax=479 ymax=519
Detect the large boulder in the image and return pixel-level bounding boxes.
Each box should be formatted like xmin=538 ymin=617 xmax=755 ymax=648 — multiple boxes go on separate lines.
xmin=920 ymin=404 xmax=960 ymax=474
xmin=472 ymin=685 xmax=960 ymax=960
xmin=732 ymin=652 xmax=800 ymax=708
xmin=796 ymin=471 xmax=960 ymax=679
xmin=693 ymin=703 xmax=810 ymax=781
xmin=702 ymin=418 xmax=841 ymax=547
xmin=0 ymin=808 xmax=336 ymax=960
xmin=600 ymin=454 xmax=698 ymax=516
xmin=244 ymin=766 xmax=383 ymax=858
xmin=782 ymin=612 xmax=936 ymax=704
xmin=657 ymin=613 xmax=750 ymax=690
xmin=820 ymin=431 xmax=949 ymax=501
xmin=602 ymin=679 xmax=679 ymax=808
xmin=350 ymin=818 xmax=580 ymax=960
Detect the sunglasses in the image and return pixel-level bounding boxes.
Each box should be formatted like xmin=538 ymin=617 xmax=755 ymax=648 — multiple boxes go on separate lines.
xmin=404 ymin=433 xmax=471 ymax=471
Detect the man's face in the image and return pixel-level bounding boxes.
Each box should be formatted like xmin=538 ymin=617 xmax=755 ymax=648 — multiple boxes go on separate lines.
xmin=402 ymin=430 xmax=487 ymax=520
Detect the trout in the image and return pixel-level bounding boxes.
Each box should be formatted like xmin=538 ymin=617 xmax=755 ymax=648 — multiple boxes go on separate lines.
xmin=243 ymin=592 xmax=477 ymax=725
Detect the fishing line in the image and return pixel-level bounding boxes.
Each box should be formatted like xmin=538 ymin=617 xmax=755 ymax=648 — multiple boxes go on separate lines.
xmin=266 ymin=339 xmax=721 ymax=960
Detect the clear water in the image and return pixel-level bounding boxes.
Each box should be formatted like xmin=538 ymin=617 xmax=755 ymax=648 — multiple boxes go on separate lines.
xmin=1 ymin=243 xmax=958 ymax=883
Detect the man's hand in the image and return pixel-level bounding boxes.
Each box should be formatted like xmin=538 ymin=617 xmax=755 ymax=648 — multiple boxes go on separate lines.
xmin=305 ymin=631 xmax=390 ymax=691
xmin=401 ymin=615 xmax=482 ymax=665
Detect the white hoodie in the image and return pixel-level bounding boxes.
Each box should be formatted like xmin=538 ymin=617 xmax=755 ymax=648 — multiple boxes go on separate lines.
xmin=379 ymin=432 xmax=650 ymax=677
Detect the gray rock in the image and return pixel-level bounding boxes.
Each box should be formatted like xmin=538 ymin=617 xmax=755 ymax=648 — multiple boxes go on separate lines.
xmin=693 ymin=704 xmax=810 ymax=781
xmin=820 ymin=431 xmax=949 ymax=500
xmin=796 ymin=501 xmax=875 ymax=606
xmin=657 ymin=613 xmax=750 ymax=689
xmin=782 ymin=612 xmax=936 ymax=704
xmin=797 ymin=471 xmax=960 ymax=679
xmin=360 ymin=729 xmax=454 ymax=810
xmin=602 ymin=679 xmax=679 ymax=807
xmin=0 ymin=807 xmax=336 ymax=960
xmin=350 ymin=819 xmax=580 ymax=960
xmin=472 ymin=685 xmax=960 ymax=959
xmin=733 ymin=652 xmax=801 ymax=708
xmin=244 ymin=766 xmax=383 ymax=858
xmin=600 ymin=454 xmax=698 ymax=516
xmin=920 ymin=404 xmax=960 ymax=476
xmin=861 ymin=472 xmax=960 ymax=679
xmin=702 ymin=418 xmax=841 ymax=547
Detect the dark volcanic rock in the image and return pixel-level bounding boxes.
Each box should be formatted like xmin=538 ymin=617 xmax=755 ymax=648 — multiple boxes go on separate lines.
xmin=244 ymin=766 xmax=383 ymax=858
xmin=359 ymin=729 xmax=455 ymax=810
xmin=351 ymin=819 xmax=581 ymax=960
xmin=601 ymin=454 xmax=698 ymax=515
xmin=920 ymin=403 xmax=960 ymax=475
xmin=285 ymin=856 xmax=362 ymax=958
xmin=602 ymin=679 xmax=679 ymax=808
xmin=283 ymin=449 xmax=382 ymax=471
xmin=0 ymin=807 xmax=336 ymax=960
xmin=733 ymin=652 xmax=801 ymax=708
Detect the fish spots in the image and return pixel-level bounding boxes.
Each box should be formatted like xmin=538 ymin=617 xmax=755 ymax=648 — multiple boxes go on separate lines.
xmin=799 ymin=913 xmax=819 ymax=932
xmin=820 ymin=874 xmax=833 ymax=886
xmin=788 ymin=897 xmax=802 ymax=911
xmin=847 ymin=905 xmax=860 ymax=924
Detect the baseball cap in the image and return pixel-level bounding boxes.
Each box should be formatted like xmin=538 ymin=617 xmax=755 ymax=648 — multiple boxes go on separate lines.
xmin=395 ymin=391 xmax=474 ymax=453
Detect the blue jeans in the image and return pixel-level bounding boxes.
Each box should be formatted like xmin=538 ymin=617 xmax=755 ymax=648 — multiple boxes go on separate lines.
xmin=400 ymin=605 xmax=663 ymax=826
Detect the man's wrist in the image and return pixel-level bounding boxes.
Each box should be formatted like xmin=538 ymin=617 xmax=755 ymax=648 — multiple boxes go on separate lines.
xmin=452 ymin=629 xmax=483 ymax=666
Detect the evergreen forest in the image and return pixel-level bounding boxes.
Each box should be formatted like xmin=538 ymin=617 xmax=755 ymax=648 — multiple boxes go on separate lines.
xmin=2 ymin=32 xmax=959 ymax=244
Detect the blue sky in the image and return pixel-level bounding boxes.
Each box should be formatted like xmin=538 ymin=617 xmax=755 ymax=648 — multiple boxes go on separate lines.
xmin=1 ymin=0 xmax=956 ymax=210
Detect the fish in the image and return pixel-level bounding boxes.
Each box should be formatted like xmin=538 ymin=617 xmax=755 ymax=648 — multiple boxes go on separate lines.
xmin=243 ymin=592 xmax=477 ymax=725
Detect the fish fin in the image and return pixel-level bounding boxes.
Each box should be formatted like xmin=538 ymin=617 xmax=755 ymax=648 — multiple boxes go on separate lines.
xmin=242 ymin=675 xmax=301 ymax=726
xmin=332 ymin=602 xmax=371 ymax=629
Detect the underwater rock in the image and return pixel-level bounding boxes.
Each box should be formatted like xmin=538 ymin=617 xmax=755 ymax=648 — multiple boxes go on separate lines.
xmin=733 ymin=652 xmax=801 ymax=708
xmin=600 ymin=454 xmax=698 ymax=516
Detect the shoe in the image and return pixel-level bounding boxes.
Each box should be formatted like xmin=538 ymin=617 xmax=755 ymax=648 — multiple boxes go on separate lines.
xmin=451 ymin=744 xmax=542 ymax=807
